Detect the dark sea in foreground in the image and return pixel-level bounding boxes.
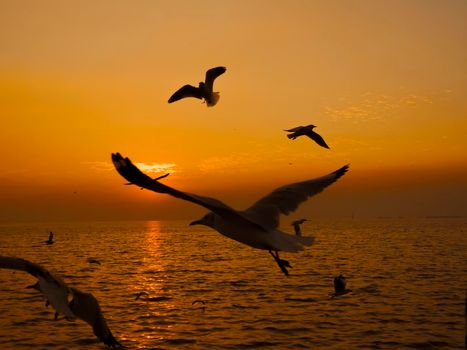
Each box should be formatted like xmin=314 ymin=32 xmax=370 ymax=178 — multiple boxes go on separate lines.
xmin=0 ymin=218 xmax=465 ymax=349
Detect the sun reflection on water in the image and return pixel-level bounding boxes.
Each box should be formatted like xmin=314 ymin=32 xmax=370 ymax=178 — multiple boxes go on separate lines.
xmin=133 ymin=221 xmax=166 ymax=298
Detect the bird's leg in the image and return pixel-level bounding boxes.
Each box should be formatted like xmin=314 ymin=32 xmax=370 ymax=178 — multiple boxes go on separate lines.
xmin=54 ymin=312 xmax=59 ymax=320
xmin=269 ymin=250 xmax=291 ymax=276
xmin=45 ymin=300 xmax=50 ymax=307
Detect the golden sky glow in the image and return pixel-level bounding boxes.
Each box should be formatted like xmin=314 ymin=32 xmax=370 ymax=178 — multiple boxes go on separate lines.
xmin=1 ymin=0 xmax=466 ymax=221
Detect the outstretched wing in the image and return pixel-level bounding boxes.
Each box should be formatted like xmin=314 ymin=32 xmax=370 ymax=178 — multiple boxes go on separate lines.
xmin=243 ymin=165 xmax=349 ymax=229
xmin=307 ymin=131 xmax=330 ymax=149
xmin=0 ymin=256 xmax=75 ymax=320
xmin=284 ymin=126 xmax=305 ymax=132
xmin=205 ymin=66 xmax=226 ymax=92
xmin=69 ymin=288 xmax=121 ymax=348
xmin=111 ymin=153 xmax=266 ymax=231
xmin=168 ymin=84 xmax=203 ymax=103
xmin=0 ymin=256 xmax=58 ymax=285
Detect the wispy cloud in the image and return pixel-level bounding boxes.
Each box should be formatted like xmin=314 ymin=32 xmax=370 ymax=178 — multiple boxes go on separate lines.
xmin=81 ymin=161 xmax=114 ymax=172
xmin=82 ymin=161 xmax=176 ymax=175
xmin=135 ymin=162 xmax=176 ymax=175
xmin=199 ymin=153 xmax=261 ymax=173
xmin=324 ymin=92 xmax=433 ymax=123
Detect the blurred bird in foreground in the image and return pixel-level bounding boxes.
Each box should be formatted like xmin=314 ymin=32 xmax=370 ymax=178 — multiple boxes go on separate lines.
xmin=112 ymin=152 xmax=349 ymax=276
xmin=168 ymin=66 xmax=226 ymax=107
xmin=285 ymin=124 xmax=330 ymax=149
xmin=0 ymin=256 xmax=121 ymax=348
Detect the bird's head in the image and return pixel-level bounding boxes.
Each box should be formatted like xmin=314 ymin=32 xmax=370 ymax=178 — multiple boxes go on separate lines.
xmin=307 ymin=124 xmax=316 ymax=130
xmin=189 ymin=212 xmax=215 ymax=228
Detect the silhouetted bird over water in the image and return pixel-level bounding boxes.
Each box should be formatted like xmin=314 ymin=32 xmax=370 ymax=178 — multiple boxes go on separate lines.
xmin=334 ymin=274 xmax=347 ymax=294
xmin=45 ymin=232 xmax=54 ymax=245
xmin=112 ymin=152 xmax=348 ymax=276
xmin=0 ymin=256 xmax=121 ymax=347
xmin=87 ymin=258 xmax=101 ymax=265
xmin=291 ymin=219 xmax=308 ymax=236
xmin=134 ymin=291 xmax=171 ymax=302
xmin=168 ymin=66 xmax=226 ymax=107
xmin=285 ymin=124 xmax=330 ymax=149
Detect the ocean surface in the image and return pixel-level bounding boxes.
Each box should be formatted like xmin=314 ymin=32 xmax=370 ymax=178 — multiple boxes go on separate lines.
xmin=0 ymin=218 xmax=465 ymax=349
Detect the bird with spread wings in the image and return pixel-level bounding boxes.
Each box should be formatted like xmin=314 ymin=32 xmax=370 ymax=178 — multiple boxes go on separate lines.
xmin=0 ymin=256 xmax=121 ymax=348
xmin=112 ymin=152 xmax=348 ymax=276
xmin=168 ymin=66 xmax=226 ymax=107
xmin=285 ymin=124 xmax=330 ymax=149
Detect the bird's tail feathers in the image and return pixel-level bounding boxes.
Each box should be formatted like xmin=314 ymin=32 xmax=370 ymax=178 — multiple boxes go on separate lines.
xmin=272 ymin=232 xmax=313 ymax=252
xmin=206 ymin=92 xmax=220 ymax=107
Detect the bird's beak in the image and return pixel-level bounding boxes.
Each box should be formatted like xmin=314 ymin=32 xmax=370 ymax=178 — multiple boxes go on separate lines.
xmin=189 ymin=219 xmax=202 ymax=226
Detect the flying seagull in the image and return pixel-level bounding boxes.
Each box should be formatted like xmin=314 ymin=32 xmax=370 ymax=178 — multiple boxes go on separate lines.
xmin=45 ymin=231 xmax=54 ymax=245
xmin=331 ymin=274 xmax=351 ymax=297
xmin=291 ymin=219 xmax=308 ymax=236
xmin=68 ymin=287 xmax=120 ymax=347
xmin=168 ymin=66 xmax=226 ymax=107
xmin=87 ymin=258 xmax=102 ymax=265
xmin=112 ymin=153 xmax=349 ymax=276
xmin=0 ymin=256 xmax=75 ymax=320
xmin=285 ymin=124 xmax=330 ymax=149
xmin=134 ymin=291 xmax=171 ymax=302
xmin=0 ymin=256 xmax=121 ymax=348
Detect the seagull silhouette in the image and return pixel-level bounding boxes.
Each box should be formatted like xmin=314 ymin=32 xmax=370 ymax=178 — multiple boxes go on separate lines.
xmin=285 ymin=124 xmax=330 ymax=149
xmin=0 ymin=256 xmax=121 ymax=348
xmin=291 ymin=219 xmax=308 ymax=236
xmin=112 ymin=153 xmax=349 ymax=276
xmin=334 ymin=274 xmax=347 ymax=293
xmin=45 ymin=231 xmax=54 ymax=245
xmin=168 ymin=66 xmax=226 ymax=107
xmin=134 ymin=291 xmax=171 ymax=302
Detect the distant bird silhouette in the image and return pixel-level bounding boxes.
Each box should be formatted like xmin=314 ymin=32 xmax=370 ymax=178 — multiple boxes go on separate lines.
xmin=134 ymin=291 xmax=171 ymax=302
xmin=86 ymin=258 xmax=101 ymax=265
xmin=45 ymin=231 xmax=54 ymax=245
xmin=334 ymin=274 xmax=346 ymax=293
xmin=333 ymin=274 xmax=352 ymax=296
xmin=168 ymin=66 xmax=226 ymax=107
xmin=291 ymin=219 xmax=308 ymax=236
xmin=0 ymin=256 xmax=121 ymax=348
xmin=112 ymin=152 xmax=348 ymax=276
xmin=285 ymin=125 xmax=330 ymax=149
xmin=192 ymin=300 xmax=206 ymax=312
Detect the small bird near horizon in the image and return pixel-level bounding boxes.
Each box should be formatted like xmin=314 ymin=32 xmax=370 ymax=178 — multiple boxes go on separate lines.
xmin=192 ymin=300 xmax=206 ymax=312
xmin=168 ymin=66 xmax=226 ymax=107
xmin=45 ymin=231 xmax=54 ymax=245
xmin=0 ymin=256 xmax=121 ymax=348
xmin=112 ymin=152 xmax=348 ymax=276
xmin=285 ymin=125 xmax=330 ymax=149
xmin=332 ymin=274 xmax=351 ymax=297
xmin=291 ymin=219 xmax=308 ymax=236
xmin=134 ymin=291 xmax=171 ymax=302
xmin=87 ymin=258 xmax=101 ymax=265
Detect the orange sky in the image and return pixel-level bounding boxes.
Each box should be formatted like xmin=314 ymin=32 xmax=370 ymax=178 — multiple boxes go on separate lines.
xmin=1 ymin=0 xmax=466 ymax=222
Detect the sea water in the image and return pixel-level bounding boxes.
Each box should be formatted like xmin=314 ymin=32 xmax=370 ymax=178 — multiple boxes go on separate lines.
xmin=0 ymin=218 xmax=465 ymax=349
